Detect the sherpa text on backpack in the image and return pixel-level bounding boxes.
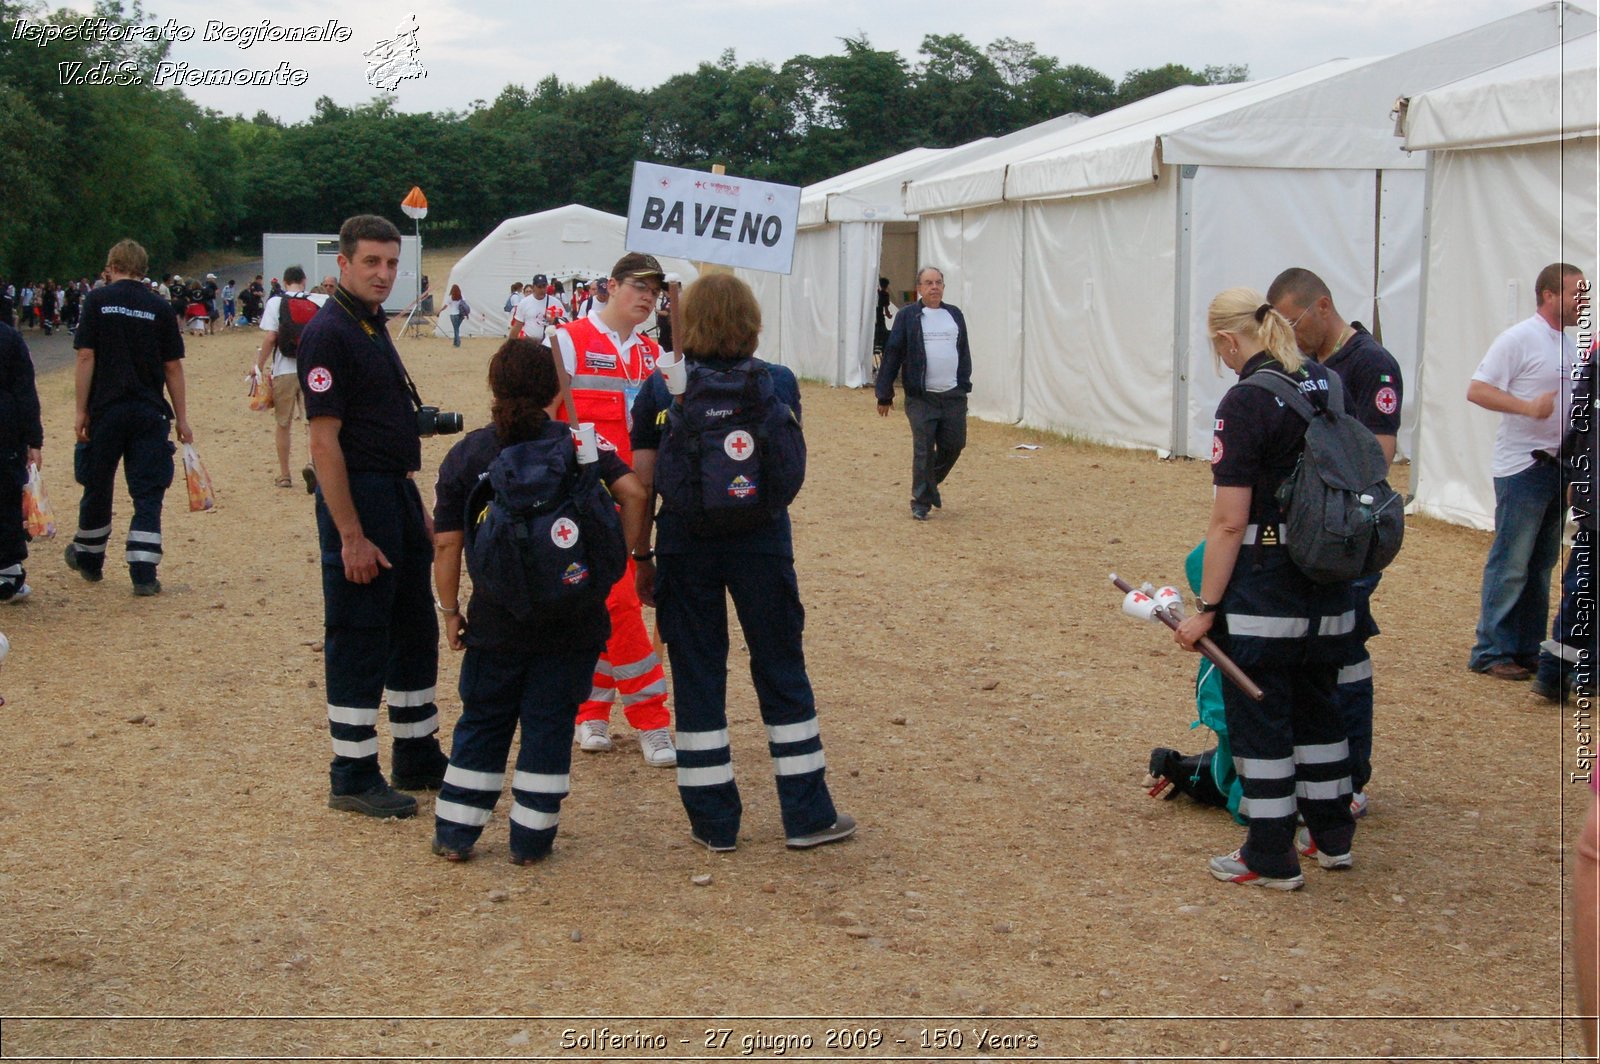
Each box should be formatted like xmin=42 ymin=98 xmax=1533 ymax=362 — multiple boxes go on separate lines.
xmin=464 ymin=434 xmax=626 ymax=621
xmin=1242 ymin=368 xmax=1404 ymax=584
xmin=654 ymin=359 xmax=806 ymax=537
xmin=275 ymin=292 xmax=320 ymax=361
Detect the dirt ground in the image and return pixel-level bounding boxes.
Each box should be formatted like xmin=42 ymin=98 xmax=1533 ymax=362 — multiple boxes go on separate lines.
xmin=0 ymin=274 xmax=1592 ymax=1061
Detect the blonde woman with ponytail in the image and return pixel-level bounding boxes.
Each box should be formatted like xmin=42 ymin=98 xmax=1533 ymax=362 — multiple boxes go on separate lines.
xmin=1174 ymin=287 xmax=1362 ymax=891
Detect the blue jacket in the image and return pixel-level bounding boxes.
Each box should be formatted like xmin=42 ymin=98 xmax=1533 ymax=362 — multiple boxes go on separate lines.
xmin=875 ymin=300 xmax=972 ymax=403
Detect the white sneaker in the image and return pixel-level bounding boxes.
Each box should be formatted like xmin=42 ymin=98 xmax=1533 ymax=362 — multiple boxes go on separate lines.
xmin=1295 ymin=826 xmax=1354 ymax=870
xmin=576 ymin=719 xmax=612 ymax=752
xmin=639 ymin=727 xmax=677 ymax=767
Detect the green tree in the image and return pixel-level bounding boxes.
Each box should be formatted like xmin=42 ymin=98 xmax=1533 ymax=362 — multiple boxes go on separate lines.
xmin=1116 ymin=63 xmax=1210 ymax=106
xmin=911 ymin=33 xmax=1012 ymax=145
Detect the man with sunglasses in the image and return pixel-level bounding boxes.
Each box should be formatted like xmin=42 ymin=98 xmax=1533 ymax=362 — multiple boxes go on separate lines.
xmin=1267 ymin=267 xmax=1403 ymax=820
xmin=548 ymin=253 xmax=678 ymax=767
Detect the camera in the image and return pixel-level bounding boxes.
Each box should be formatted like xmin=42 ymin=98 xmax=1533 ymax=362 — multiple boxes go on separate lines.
xmin=417 ymin=405 xmax=464 ymax=437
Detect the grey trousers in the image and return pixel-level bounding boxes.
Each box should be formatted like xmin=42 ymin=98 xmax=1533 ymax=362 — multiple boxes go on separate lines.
xmin=904 ymin=389 xmax=967 ymax=508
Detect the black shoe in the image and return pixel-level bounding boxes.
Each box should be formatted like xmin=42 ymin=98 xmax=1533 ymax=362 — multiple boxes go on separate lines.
xmin=1530 ymin=676 xmax=1562 ymax=703
xmin=910 ymin=504 xmax=930 ymax=521
xmin=65 ymin=544 xmax=103 ymax=582
xmin=302 ymin=464 xmax=318 ymax=495
xmin=132 ymin=579 xmax=161 ymax=597
xmin=391 ymin=745 xmax=449 ymax=791
xmin=328 ymin=781 xmax=418 ymax=819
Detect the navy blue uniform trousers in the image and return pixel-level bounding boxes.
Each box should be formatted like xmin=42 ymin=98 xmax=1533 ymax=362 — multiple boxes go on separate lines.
xmin=655 ymin=551 xmax=837 ymax=847
xmin=72 ymin=400 xmax=174 ymax=585
xmin=434 ymin=648 xmax=597 ymax=860
xmin=316 ymin=473 xmax=441 ymax=793
xmin=0 ymin=446 xmax=27 ymax=598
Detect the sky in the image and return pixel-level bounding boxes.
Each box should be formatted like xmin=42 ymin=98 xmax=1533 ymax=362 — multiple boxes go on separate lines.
xmin=28 ymin=0 xmax=1589 ymax=122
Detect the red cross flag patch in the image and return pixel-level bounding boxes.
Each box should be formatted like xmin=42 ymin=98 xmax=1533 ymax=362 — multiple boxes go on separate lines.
xmin=307 ymin=367 xmax=333 ymax=393
xmin=1375 ymin=386 xmax=1398 ymax=415
xmin=724 ymin=430 xmax=755 ymax=461
xmin=1210 ymin=435 xmax=1224 ymax=465
xmin=550 ymin=517 xmax=579 ymax=548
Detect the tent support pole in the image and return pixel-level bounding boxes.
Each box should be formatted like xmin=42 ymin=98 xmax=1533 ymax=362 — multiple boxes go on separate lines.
xmin=1406 ymin=155 xmax=1437 ymax=509
xmin=1170 ymin=165 xmax=1197 ymax=459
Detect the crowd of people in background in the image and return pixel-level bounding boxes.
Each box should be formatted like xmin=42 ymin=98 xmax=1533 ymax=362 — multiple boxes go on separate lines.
xmin=0 ymin=270 xmax=296 ymax=338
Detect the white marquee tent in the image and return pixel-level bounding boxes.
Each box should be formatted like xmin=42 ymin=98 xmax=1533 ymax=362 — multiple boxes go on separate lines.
xmin=1402 ymin=29 xmax=1599 ymax=528
xmin=734 ymin=115 xmax=1085 ymax=388
xmin=900 ymin=3 xmax=1590 ymax=461
xmin=440 ymin=204 xmax=697 ymax=339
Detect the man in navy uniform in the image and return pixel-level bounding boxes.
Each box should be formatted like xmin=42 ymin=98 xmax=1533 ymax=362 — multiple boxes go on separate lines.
xmin=1268 ymin=267 xmax=1404 ymax=818
xmin=300 ymin=214 xmax=449 ymax=818
xmin=66 ymin=239 xmax=193 ymax=596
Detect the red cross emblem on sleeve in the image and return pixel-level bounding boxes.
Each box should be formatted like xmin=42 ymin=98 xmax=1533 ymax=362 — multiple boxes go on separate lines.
xmin=724 ymin=430 xmax=755 ymax=461
xmin=307 ymin=367 xmax=333 ymax=393
xmin=1375 ymin=386 xmax=1398 ymax=415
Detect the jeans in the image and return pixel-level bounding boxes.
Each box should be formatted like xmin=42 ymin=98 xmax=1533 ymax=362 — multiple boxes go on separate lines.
xmin=1470 ymin=461 xmax=1564 ymax=670
xmin=451 ymin=313 xmax=463 ymax=346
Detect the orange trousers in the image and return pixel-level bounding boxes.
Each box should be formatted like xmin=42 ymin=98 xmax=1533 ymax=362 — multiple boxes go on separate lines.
xmin=576 ymin=557 xmax=670 ymax=730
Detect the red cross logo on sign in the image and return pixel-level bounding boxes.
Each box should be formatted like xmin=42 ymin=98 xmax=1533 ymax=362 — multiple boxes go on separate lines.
xmin=724 ymin=430 xmax=755 ymax=461
xmin=307 ymin=367 xmax=333 ymax=393
xmin=550 ymin=518 xmax=579 ymax=548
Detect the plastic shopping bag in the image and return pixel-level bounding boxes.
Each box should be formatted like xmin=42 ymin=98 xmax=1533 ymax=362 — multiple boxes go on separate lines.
xmin=247 ymin=367 xmax=274 ymax=412
xmin=183 ymin=444 xmax=217 ymax=512
xmin=22 ymin=463 xmax=55 ymax=538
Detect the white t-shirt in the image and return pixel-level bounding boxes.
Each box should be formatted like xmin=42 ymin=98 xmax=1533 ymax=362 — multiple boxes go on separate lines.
xmin=921 ymin=306 xmax=961 ymax=393
xmin=261 ymin=290 xmax=329 ymax=378
xmin=1471 ymin=313 xmax=1578 ymax=477
xmin=511 ymin=291 xmax=562 ymax=335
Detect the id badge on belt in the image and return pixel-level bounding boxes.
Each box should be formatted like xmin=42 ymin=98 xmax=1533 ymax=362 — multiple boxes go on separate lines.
xmin=622 ymin=384 xmax=641 ymax=431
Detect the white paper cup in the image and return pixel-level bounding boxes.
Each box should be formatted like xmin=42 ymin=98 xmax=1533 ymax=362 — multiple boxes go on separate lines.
xmin=574 ymin=423 xmax=599 ymax=465
xmin=658 ymin=351 xmax=688 ymax=395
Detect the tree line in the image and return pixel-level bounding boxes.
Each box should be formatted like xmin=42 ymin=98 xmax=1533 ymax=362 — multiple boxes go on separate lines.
xmin=0 ymin=0 xmax=1248 ymax=278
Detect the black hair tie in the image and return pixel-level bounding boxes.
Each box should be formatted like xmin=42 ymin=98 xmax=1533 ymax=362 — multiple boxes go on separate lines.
xmin=1254 ymin=303 xmax=1272 ymax=323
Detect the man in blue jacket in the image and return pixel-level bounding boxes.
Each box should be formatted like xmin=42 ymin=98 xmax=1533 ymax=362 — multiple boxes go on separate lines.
xmin=875 ymin=266 xmax=973 ymax=520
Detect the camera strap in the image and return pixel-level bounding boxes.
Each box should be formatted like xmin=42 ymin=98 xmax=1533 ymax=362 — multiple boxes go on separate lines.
xmin=330 ymin=285 xmax=425 ymax=412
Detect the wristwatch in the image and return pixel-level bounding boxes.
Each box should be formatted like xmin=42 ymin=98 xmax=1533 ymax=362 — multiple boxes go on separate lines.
xmin=1195 ymin=597 xmax=1222 ymax=615
xmin=631 ymin=549 xmax=656 ymax=563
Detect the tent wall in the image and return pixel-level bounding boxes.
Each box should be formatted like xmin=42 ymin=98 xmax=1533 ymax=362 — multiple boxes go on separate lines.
xmin=1375 ymin=168 xmax=1427 ymax=461
xmin=1018 ymin=177 xmax=1179 ymax=448
xmin=919 ymin=205 xmax=1028 ymax=423
xmin=1412 ymin=137 xmax=1600 ymax=529
xmin=1182 ymin=166 xmax=1378 ymax=457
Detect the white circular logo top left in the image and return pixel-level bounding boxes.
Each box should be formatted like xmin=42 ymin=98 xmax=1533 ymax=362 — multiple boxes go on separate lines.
xmin=551 ymin=517 xmax=580 ymax=548
xmin=723 ymin=430 xmax=755 ymax=461
xmin=307 ymin=368 xmax=333 ymax=393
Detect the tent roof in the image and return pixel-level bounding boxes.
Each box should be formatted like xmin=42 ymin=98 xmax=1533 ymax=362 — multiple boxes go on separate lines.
xmin=1401 ymin=28 xmax=1599 ymax=150
xmin=904 ymin=3 xmax=1591 ymax=214
xmin=800 ymin=112 xmax=1088 ymax=227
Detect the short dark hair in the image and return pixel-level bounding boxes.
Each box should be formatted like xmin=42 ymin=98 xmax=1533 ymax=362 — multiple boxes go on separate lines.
xmin=1266 ymin=267 xmax=1332 ymax=309
xmin=338 ymin=214 xmax=402 ymax=260
xmin=1536 ymin=262 xmax=1583 ymax=302
xmin=283 ymin=265 xmax=306 ymax=285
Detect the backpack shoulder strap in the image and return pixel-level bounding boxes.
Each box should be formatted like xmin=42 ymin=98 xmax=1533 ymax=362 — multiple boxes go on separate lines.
xmin=1241 ymin=367 xmax=1320 ymax=422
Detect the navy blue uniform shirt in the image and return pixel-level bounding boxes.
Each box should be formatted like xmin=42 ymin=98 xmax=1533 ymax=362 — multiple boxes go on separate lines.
xmin=1324 ymin=322 xmax=1403 ymax=439
xmin=0 ymin=323 xmax=42 ymax=450
xmin=299 ymin=287 xmax=421 ymax=474
xmin=73 ymin=279 xmax=183 ymax=418
xmin=630 ymin=357 xmax=800 ymax=558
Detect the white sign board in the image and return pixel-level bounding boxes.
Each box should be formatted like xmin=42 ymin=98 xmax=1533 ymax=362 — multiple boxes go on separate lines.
xmin=626 ymin=161 xmax=800 ymax=275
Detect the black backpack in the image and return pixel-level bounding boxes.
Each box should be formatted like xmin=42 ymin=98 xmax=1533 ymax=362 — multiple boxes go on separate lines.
xmin=654 ymin=359 xmax=806 ymax=536
xmin=276 ymin=293 xmax=319 ymax=360
xmin=1242 ymin=368 xmax=1404 ymax=584
xmin=464 ymin=434 xmax=626 ymax=621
